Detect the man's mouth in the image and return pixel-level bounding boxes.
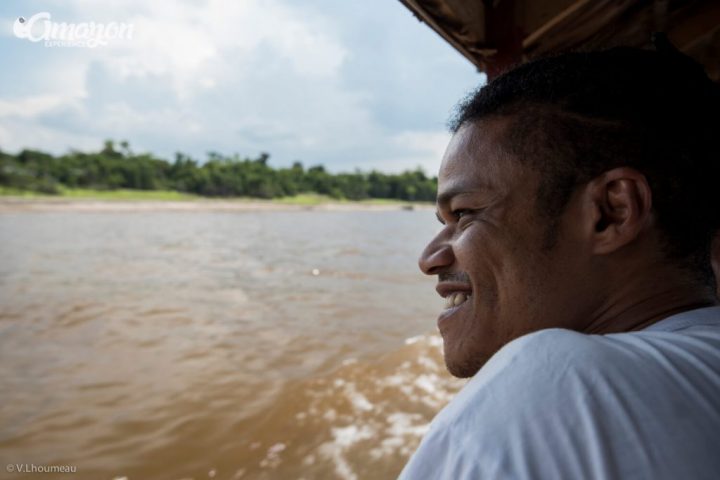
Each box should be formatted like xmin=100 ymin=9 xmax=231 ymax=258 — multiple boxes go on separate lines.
xmin=436 ymin=280 xmax=473 ymax=326
xmin=444 ymin=291 xmax=471 ymax=309
xmin=438 ymin=290 xmax=472 ymax=329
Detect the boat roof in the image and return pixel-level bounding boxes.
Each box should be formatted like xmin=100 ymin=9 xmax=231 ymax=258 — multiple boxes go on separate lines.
xmin=398 ymin=0 xmax=720 ymax=80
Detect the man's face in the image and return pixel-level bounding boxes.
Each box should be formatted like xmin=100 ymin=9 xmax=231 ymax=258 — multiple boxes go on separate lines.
xmin=419 ymin=118 xmax=590 ymax=377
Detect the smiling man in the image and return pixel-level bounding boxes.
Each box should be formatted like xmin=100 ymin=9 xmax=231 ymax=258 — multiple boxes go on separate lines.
xmin=400 ymin=42 xmax=720 ymax=479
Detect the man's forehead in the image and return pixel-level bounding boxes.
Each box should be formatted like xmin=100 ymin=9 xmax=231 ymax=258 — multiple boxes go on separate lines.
xmin=437 ymin=121 xmax=507 ymax=202
xmin=439 ymin=124 xmax=478 ymax=175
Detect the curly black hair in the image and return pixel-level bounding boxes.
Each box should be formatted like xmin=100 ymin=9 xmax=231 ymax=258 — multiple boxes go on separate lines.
xmin=449 ymin=41 xmax=720 ymax=283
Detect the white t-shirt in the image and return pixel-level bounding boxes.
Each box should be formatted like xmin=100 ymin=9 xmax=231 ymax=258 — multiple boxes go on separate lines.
xmin=399 ymin=306 xmax=720 ymax=479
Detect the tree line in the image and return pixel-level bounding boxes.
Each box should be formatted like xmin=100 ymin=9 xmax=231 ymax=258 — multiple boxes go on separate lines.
xmin=0 ymin=140 xmax=437 ymax=201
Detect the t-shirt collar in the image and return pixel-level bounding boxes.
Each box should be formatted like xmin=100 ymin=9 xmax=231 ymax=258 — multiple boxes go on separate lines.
xmin=642 ymin=305 xmax=720 ymax=332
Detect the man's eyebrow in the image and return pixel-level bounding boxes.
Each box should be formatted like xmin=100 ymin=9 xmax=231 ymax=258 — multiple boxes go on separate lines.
xmin=436 ymin=186 xmax=491 ymax=207
xmin=436 ymin=189 xmax=459 ymax=208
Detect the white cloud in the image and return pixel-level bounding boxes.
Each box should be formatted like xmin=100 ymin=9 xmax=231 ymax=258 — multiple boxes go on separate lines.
xmin=0 ymin=0 xmax=478 ymax=173
xmin=0 ymin=94 xmax=73 ymax=118
xmin=63 ymin=0 xmax=347 ymax=93
xmin=0 ymin=118 xmax=100 ymax=154
xmin=392 ymin=131 xmax=451 ymax=165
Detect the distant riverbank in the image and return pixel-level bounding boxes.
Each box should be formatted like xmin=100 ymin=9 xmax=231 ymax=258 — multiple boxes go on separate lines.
xmin=0 ymin=191 xmax=434 ymax=213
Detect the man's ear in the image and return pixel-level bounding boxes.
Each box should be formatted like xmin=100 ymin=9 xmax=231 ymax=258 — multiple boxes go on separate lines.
xmin=584 ymin=167 xmax=653 ymax=255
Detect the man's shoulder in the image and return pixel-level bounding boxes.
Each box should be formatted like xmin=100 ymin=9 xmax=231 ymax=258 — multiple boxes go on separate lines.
xmin=409 ymin=326 xmax=720 ymax=479
xmin=442 ymin=323 xmax=720 ymax=429
xmin=488 ymin=327 xmax=608 ymax=383
xmin=486 ymin=318 xmax=720 ymax=382
xmin=435 ymin=329 xmax=605 ymax=426
xmin=498 ymin=327 xmax=602 ymax=363
xmin=404 ymin=330 xmax=626 ymax=478
xmin=473 ymin=327 xmax=614 ymax=387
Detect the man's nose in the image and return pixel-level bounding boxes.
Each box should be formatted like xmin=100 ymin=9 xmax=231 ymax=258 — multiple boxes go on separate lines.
xmin=418 ymin=235 xmax=454 ymax=275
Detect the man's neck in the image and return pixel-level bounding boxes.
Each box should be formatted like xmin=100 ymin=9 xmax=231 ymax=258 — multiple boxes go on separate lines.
xmin=584 ymin=269 xmax=718 ymax=334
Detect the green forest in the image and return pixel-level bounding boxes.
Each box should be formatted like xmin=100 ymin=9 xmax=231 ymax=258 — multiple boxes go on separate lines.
xmin=0 ymin=140 xmax=437 ymax=202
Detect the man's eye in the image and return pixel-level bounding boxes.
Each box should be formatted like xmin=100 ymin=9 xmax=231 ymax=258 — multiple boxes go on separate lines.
xmin=452 ymin=209 xmax=473 ymax=219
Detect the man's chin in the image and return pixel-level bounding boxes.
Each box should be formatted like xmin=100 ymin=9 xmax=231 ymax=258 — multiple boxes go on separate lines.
xmin=443 ymin=351 xmax=487 ymax=378
xmin=440 ymin=329 xmax=495 ymax=378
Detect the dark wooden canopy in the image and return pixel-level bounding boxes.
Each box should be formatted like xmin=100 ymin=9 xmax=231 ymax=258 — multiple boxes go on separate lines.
xmin=398 ymin=0 xmax=720 ymax=80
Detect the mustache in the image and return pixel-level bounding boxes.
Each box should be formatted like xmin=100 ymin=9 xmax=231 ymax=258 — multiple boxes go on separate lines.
xmin=438 ymin=272 xmax=471 ymax=284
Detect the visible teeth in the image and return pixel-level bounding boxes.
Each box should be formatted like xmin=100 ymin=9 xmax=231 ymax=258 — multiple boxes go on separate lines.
xmin=445 ymin=292 xmax=470 ymax=309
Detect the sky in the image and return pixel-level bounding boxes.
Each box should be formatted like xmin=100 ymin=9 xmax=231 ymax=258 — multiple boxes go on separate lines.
xmin=0 ymin=0 xmax=483 ymax=173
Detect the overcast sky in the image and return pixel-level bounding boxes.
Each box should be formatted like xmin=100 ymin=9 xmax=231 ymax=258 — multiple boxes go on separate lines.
xmin=0 ymin=0 xmax=482 ymax=173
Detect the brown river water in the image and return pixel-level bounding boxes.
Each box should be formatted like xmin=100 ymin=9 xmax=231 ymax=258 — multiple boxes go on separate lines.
xmin=0 ymin=209 xmax=465 ymax=480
